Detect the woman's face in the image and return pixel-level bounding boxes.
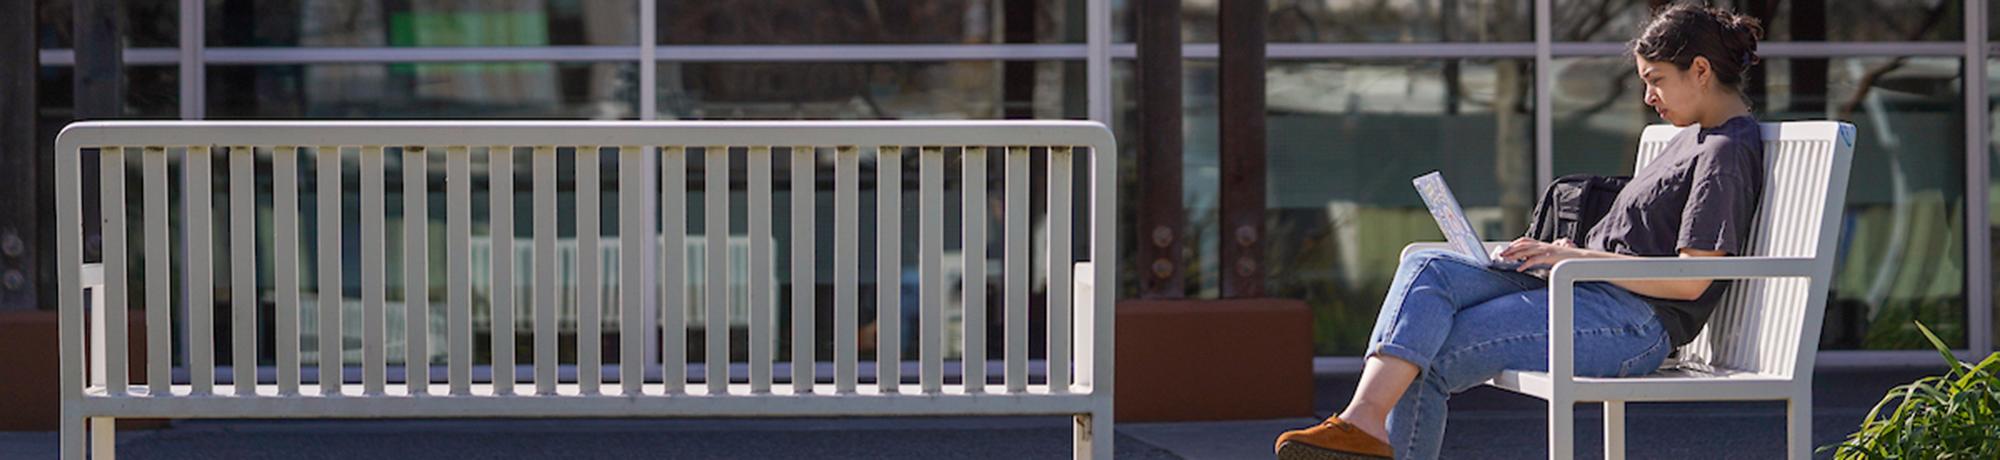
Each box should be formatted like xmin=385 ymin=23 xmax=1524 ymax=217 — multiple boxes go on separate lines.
xmin=1635 ymin=56 xmax=1709 ymax=127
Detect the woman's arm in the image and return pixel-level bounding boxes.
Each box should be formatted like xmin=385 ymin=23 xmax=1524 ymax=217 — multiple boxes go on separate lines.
xmin=1496 ymin=237 xmax=1725 ymax=301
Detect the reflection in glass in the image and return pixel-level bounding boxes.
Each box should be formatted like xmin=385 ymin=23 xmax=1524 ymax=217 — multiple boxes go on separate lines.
xmin=1555 ymin=56 xmax=1968 ymax=350
xmin=207 ymin=63 xmax=639 ymax=119
xmin=1257 ymin=59 xmax=1537 ymax=355
xmin=35 ymin=0 xmax=179 ymax=49
xmin=657 ymin=61 xmax=1083 ymax=119
xmin=37 ymin=65 xmax=179 ymax=119
xmin=205 ymin=0 xmax=639 ymax=47
xmin=660 ymin=0 xmax=1081 ymax=44
xmin=1115 ymin=0 xmax=1531 ymax=43
xmin=1988 ymin=59 xmax=2000 ymax=351
xmin=1105 ymin=60 xmax=1223 ymax=299
xmin=1556 ymin=0 xmax=1961 ymax=42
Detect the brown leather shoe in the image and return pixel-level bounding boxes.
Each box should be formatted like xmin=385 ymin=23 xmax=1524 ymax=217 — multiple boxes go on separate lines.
xmin=1274 ymin=415 xmax=1394 ymax=460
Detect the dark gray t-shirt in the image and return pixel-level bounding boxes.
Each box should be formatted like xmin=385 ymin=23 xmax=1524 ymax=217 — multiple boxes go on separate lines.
xmin=1584 ymin=116 xmax=1764 ymax=347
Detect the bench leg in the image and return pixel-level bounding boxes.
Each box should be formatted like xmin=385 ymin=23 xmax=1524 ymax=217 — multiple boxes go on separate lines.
xmin=1548 ymin=397 xmax=1574 ymax=460
xmin=1073 ymin=410 xmax=1111 ymax=460
xmin=89 ymin=417 xmax=116 ymax=459
xmin=60 ymin=408 xmax=82 ymax=460
xmin=1602 ymin=401 xmax=1625 ymax=460
xmin=1787 ymin=394 xmax=1811 ymax=460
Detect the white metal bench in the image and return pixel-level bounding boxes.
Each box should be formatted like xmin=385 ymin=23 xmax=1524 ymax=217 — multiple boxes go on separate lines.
xmin=52 ymin=121 xmax=1118 ymax=459
xmin=1403 ymin=121 xmax=1856 ymax=459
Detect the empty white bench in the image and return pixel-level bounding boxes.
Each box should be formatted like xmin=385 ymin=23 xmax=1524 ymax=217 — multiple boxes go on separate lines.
xmin=1404 ymin=121 xmax=1856 ymax=459
xmin=53 ymin=120 xmax=1118 ymax=459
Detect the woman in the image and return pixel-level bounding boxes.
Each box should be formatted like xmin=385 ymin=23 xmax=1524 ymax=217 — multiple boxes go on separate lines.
xmin=1275 ymin=5 xmax=1768 ymax=459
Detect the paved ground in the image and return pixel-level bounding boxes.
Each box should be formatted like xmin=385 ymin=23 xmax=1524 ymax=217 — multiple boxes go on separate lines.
xmin=0 ymin=365 xmax=1943 ymax=459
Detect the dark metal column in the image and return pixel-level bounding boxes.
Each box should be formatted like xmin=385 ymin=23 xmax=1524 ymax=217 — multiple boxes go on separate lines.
xmin=1135 ymin=0 xmax=1184 ymax=299
xmin=1 ymin=0 xmax=41 ymax=309
xmin=1002 ymin=0 xmax=1039 ymax=119
xmin=75 ymin=0 xmax=125 ymax=119
xmin=1218 ymin=0 xmax=1266 ymax=298
xmin=74 ymin=0 xmax=123 ymax=278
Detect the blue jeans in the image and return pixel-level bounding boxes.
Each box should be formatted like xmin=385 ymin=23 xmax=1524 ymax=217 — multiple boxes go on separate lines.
xmin=1367 ymin=250 xmax=1671 ymax=460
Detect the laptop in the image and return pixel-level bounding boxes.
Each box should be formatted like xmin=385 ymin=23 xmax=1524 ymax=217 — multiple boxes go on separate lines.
xmin=1411 ymin=171 xmax=1524 ymax=270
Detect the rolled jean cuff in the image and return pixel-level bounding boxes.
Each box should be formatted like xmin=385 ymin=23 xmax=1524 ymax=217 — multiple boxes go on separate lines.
xmin=1368 ymin=341 xmax=1431 ymax=371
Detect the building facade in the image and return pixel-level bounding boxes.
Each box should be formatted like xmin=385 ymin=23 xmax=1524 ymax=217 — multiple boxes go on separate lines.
xmin=17 ymin=0 xmax=2000 ymax=368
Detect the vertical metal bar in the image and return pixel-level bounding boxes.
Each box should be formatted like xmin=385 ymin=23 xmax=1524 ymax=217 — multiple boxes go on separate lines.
xmin=1533 ymin=0 xmax=1553 ymax=188
xmin=1963 ymin=0 xmax=1993 ymax=356
xmin=447 ymin=146 xmax=472 ymax=395
xmin=579 ymin=146 xmax=603 ymax=395
xmin=662 ymin=146 xmax=687 ymax=394
xmin=637 ymin=2 xmax=663 ymax=374
xmin=1004 ymin=146 xmax=1029 ymax=393
xmin=100 ymin=147 xmax=129 ymax=395
xmin=619 ymin=145 xmax=646 ymax=395
xmin=315 ymin=146 xmax=342 ymax=396
xmin=1047 ymin=147 xmax=1073 ymax=392
xmin=1086 ymin=0 xmax=1110 ymax=124
xmin=875 ymin=146 xmax=903 ymax=392
xmin=533 ymin=146 xmax=558 ymax=396
xmin=703 ymin=145 xmax=728 ymax=395
xmin=177 ymin=0 xmax=203 ymax=119
xmin=1135 ymin=0 xmax=1184 ymax=298
xmin=403 ymin=146 xmax=430 ymax=395
xmin=144 ymin=147 xmax=171 ymax=397
xmin=961 ymin=146 xmax=987 ymax=393
xmin=748 ymin=146 xmax=773 ymax=393
xmin=185 ymin=146 xmax=214 ymax=395
xmin=1218 ymin=0 xmax=1267 ymax=297
xmin=53 ymin=112 xmax=82 ymax=460
xmin=639 ymin=0 xmax=657 ymax=121
xmin=920 ymin=146 xmax=943 ymax=394
xmin=489 ymin=146 xmax=516 ymax=395
xmin=790 ymin=146 xmax=816 ymax=393
xmin=834 ymin=145 xmax=859 ymax=393
xmin=274 ymin=146 xmax=300 ymax=395
xmin=229 ymin=146 xmax=256 ymax=395
xmin=360 ymin=146 xmax=386 ymax=395
xmin=1090 ymin=144 xmax=1119 ymax=457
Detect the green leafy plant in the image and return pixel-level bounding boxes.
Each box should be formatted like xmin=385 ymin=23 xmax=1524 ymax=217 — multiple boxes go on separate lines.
xmin=1819 ymin=322 xmax=2000 ymax=459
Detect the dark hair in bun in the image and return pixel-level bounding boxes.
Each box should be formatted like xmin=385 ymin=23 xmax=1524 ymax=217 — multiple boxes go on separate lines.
xmin=1628 ymin=3 xmax=1765 ymax=93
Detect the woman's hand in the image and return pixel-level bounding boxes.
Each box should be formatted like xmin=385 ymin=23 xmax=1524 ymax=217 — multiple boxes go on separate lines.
xmin=1496 ymin=237 xmax=1599 ymax=272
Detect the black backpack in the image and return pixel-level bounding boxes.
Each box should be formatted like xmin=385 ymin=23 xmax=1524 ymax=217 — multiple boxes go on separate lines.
xmin=1525 ymin=174 xmax=1630 ymax=243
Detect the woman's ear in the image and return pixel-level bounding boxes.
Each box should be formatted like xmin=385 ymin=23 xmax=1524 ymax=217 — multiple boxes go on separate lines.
xmin=1688 ymin=56 xmax=1713 ymax=88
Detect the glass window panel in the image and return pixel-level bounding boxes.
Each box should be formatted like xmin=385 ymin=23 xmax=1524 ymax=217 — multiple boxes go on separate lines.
xmin=1989 ymin=59 xmax=2000 ymax=351
xmin=1257 ymin=59 xmax=1537 ymax=355
xmin=1115 ymin=0 xmax=1531 ymax=43
xmin=655 ymin=60 xmax=1085 ymax=363
xmin=1554 ymin=56 xmax=1968 ymax=350
xmin=1551 ymin=0 xmax=1652 ymax=42
xmin=207 ymin=0 xmax=639 ymax=47
xmin=207 ymin=62 xmax=639 ymax=118
xmin=37 ymin=65 xmax=180 ymax=120
xmin=37 ymin=0 xmax=179 ymax=49
xmin=1557 ymin=0 xmax=1963 ymax=42
xmin=657 ymin=61 xmax=1085 ymax=119
xmin=659 ymin=0 xmax=1083 ymax=44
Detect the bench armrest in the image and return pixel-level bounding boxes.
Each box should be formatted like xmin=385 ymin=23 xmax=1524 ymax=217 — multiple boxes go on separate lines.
xmin=1542 ymin=256 xmax=1818 ymax=386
